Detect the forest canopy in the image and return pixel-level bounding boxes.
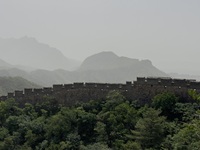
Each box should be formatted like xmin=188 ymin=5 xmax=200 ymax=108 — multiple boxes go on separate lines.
xmin=0 ymin=90 xmax=200 ymax=150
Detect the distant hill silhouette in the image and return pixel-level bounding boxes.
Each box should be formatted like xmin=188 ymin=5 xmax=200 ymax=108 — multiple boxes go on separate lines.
xmin=0 ymin=37 xmax=80 ymax=71
xmin=79 ymin=51 xmax=140 ymax=71
xmin=169 ymin=73 xmax=200 ymax=81
xmin=0 ymin=51 xmax=169 ymax=86
xmin=78 ymin=51 xmax=168 ymax=82
xmin=0 ymin=76 xmax=40 ymax=96
xmin=0 ymin=58 xmax=12 ymax=69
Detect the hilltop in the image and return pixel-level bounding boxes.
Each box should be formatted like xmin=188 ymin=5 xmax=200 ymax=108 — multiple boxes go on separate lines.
xmin=0 ymin=37 xmax=80 ymax=71
xmin=0 ymin=51 xmax=168 ymax=86
xmin=77 ymin=51 xmax=168 ymax=83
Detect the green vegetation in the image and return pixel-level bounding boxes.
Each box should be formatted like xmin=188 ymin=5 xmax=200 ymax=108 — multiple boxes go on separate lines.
xmin=0 ymin=90 xmax=199 ymax=149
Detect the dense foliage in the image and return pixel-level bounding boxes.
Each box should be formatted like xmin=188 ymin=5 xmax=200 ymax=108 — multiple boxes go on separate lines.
xmin=0 ymin=90 xmax=200 ymax=150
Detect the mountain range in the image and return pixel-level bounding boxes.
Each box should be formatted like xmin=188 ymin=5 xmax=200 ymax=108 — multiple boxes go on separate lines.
xmin=0 ymin=37 xmax=169 ymax=91
xmin=0 ymin=37 xmax=80 ymax=71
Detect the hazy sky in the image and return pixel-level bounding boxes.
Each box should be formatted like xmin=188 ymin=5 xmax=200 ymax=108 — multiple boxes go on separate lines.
xmin=0 ymin=0 xmax=200 ymax=74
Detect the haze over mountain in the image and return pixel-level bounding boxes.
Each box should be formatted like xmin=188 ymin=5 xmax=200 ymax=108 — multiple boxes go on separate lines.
xmin=0 ymin=76 xmax=40 ymax=96
xmin=0 ymin=37 xmax=80 ymax=71
xmin=77 ymin=51 xmax=168 ymax=82
xmin=169 ymin=73 xmax=200 ymax=82
xmin=0 ymin=58 xmax=12 ymax=69
xmin=79 ymin=51 xmax=140 ymax=71
xmin=0 ymin=51 xmax=168 ymax=86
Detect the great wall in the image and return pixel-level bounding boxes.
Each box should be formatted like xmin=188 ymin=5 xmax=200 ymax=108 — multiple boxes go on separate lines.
xmin=1 ymin=77 xmax=200 ymax=106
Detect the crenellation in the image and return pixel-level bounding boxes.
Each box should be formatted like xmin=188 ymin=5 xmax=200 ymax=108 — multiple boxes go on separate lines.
xmin=53 ymin=84 xmax=64 ymax=91
xmin=15 ymin=90 xmax=23 ymax=97
xmin=43 ymin=87 xmax=53 ymax=94
xmin=73 ymin=82 xmax=84 ymax=88
xmin=1 ymin=77 xmax=200 ymax=106
xmin=33 ymin=88 xmax=43 ymax=95
xmin=8 ymin=92 xmax=14 ymax=98
xmin=136 ymin=77 xmax=146 ymax=84
xmin=146 ymin=77 xmax=160 ymax=85
xmin=126 ymin=81 xmax=132 ymax=85
xmin=64 ymin=84 xmax=73 ymax=89
xmin=0 ymin=96 xmax=7 ymax=100
xmin=24 ymin=88 xmax=33 ymax=96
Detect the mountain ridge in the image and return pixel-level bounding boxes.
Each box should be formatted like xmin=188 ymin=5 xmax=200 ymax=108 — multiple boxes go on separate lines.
xmin=0 ymin=51 xmax=169 ymax=86
xmin=0 ymin=76 xmax=40 ymax=96
xmin=0 ymin=36 xmax=80 ymax=71
xmin=79 ymin=51 xmax=141 ymax=71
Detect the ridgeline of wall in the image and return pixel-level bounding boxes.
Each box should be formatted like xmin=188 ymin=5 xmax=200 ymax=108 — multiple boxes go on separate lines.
xmin=1 ymin=77 xmax=200 ymax=106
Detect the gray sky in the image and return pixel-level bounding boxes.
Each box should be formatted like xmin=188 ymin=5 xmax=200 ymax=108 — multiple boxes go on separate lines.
xmin=0 ymin=0 xmax=200 ymax=74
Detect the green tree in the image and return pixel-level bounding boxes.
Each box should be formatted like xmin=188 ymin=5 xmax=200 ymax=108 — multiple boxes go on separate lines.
xmin=45 ymin=108 xmax=77 ymax=143
xmin=188 ymin=89 xmax=200 ymax=103
xmin=172 ymin=119 xmax=200 ymax=150
xmin=97 ymin=92 xmax=138 ymax=149
xmin=0 ymin=98 xmax=21 ymax=126
xmin=132 ymin=108 xmax=166 ymax=149
xmin=152 ymin=92 xmax=178 ymax=120
xmin=80 ymin=142 xmax=111 ymax=150
xmin=174 ymin=102 xmax=198 ymax=122
xmin=77 ymin=109 xmax=97 ymax=144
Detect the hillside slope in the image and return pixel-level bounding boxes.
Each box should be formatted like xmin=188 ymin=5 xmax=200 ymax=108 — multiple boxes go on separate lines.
xmin=77 ymin=51 xmax=168 ymax=82
xmin=0 ymin=58 xmax=12 ymax=69
xmin=0 ymin=76 xmax=40 ymax=96
xmin=0 ymin=37 xmax=80 ymax=71
xmin=0 ymin=52 xmax=169 ymax=86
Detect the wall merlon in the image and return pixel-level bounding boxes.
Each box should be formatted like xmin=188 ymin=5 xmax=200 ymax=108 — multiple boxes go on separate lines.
xmin=15 ymin=90 xmax=23 ymax=97
xmin=73 ymin=82 xmax=84 ymax=88
xmin=33 ymin=88 xmax=43 ymax=95
xmin=64 ymin=84 xmax=73 ymax=89
xmin=53 ymin=84 xmax=64 ymax=91
xmin=24 ymin=88 xmax=33 ymax=95
xmin=136 ymin=77 xmax=146 ymax=84
xmin=126 ymin=81 xmax=132 ymax=85
xmin=0 ymin=96 xmax=7 ymax=100
xmin=2 ymin=77 xmax=200 ymax=106
xmin=8 ymin=92 xmax=14 ymax=98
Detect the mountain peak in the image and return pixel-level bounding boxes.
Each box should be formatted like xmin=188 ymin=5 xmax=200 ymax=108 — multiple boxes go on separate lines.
xmin=88 ymin=51 xmax=118 ymax=59
xmin=79 ymin=51 xmax=119 ymax=71
xmin=0 ymin=37 xmax=80 ymax=71
xmin=79 ymin=51 xmax=159 ymax=73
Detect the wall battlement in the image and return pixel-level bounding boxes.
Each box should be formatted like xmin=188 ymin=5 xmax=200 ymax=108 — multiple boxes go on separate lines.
xmin=1 ymin=77 xmax=200 ymax=106
xmin=134 ymin=77 xmax=197 ymax=86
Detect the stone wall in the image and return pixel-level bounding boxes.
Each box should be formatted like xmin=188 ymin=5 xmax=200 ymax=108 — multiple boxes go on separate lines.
xmin=1 ymin=77 xmax=199 ymax=106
